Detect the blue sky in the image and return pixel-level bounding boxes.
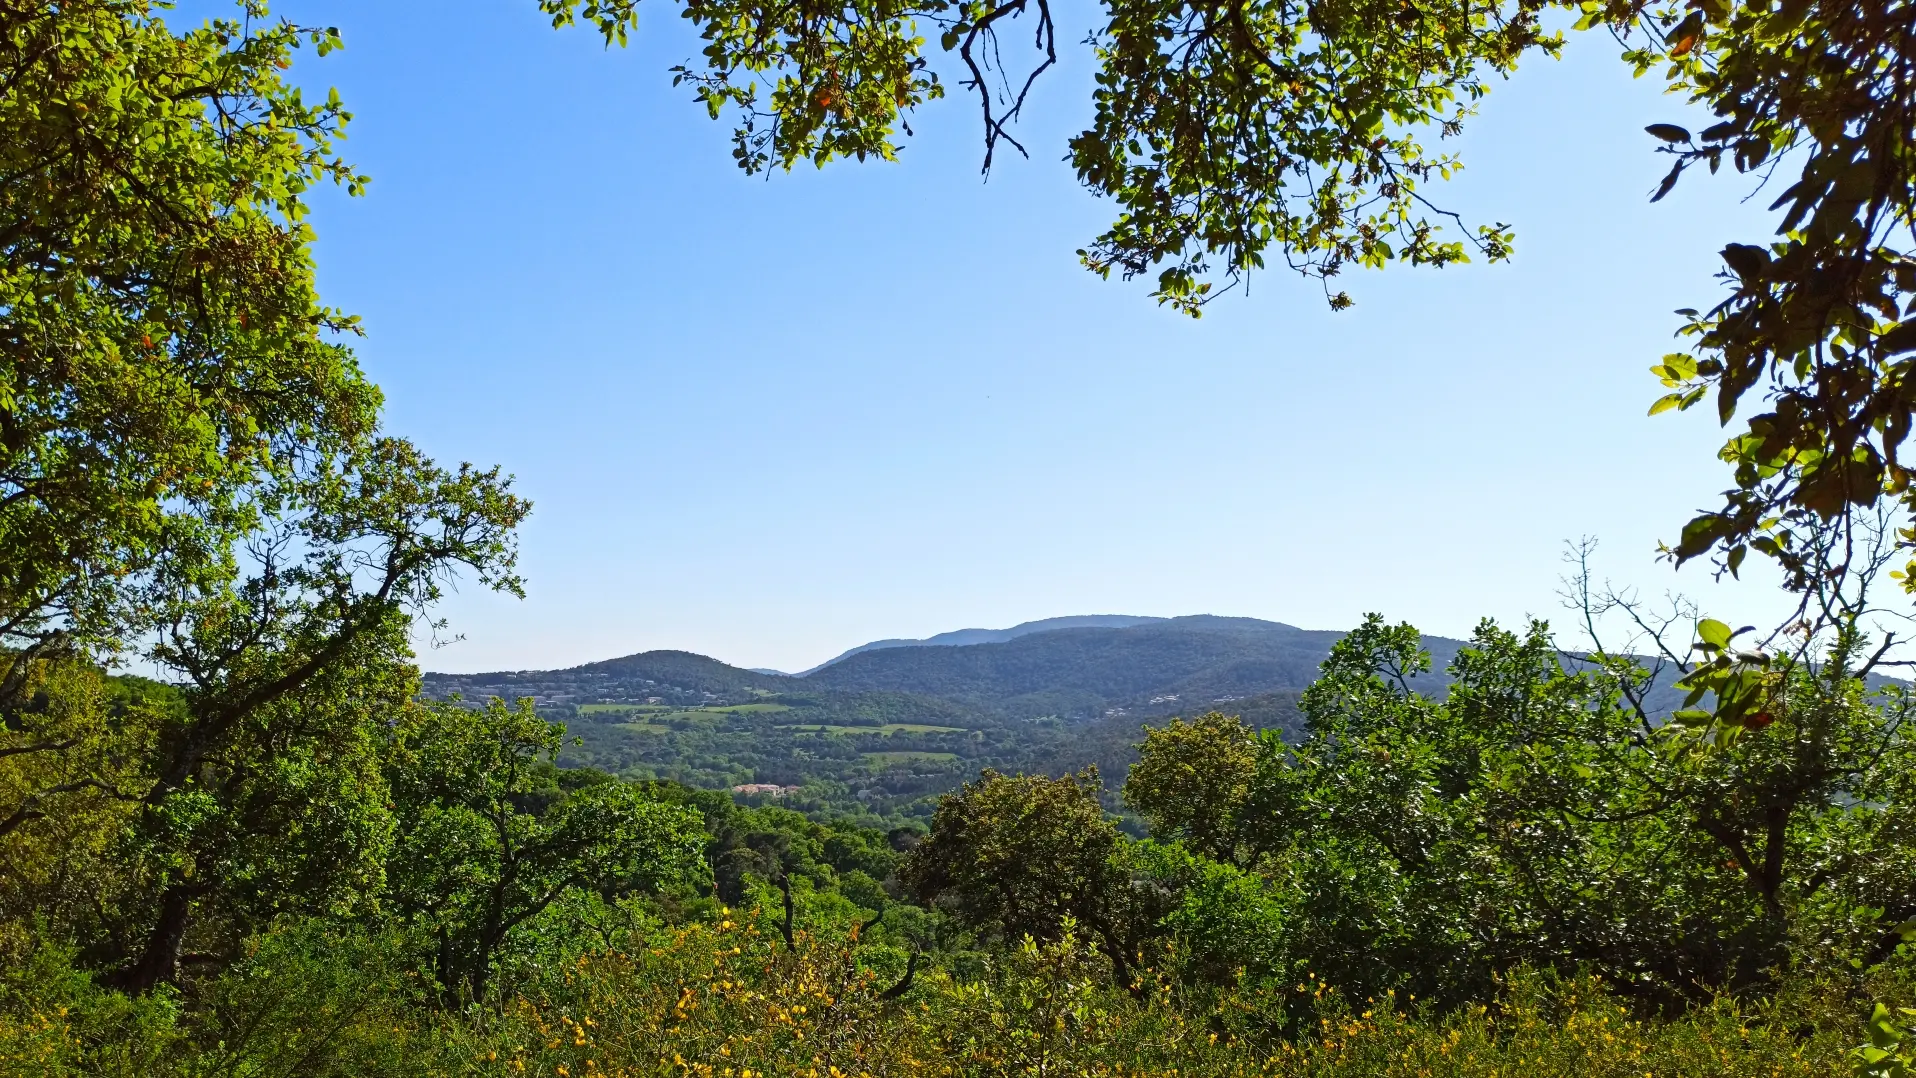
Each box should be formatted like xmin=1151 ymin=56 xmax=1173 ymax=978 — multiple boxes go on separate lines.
xmin=266 ymin=1 xmax=1796 ymax=674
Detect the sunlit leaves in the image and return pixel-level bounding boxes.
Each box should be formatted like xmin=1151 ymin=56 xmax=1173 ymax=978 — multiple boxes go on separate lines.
xmin=1669 ymin=616 xmax=1780 ymax=740
xmin=1069 ymin=0 xmax=1546 ymax=313
xmin=386 ymin=699 xmax=706 ymax=1001
xmin=548 ymin=0 xmax=1547 ymax=314
xmin=0 ymin=1 xmax=380 ymax=662
xmin=1 ymin=3 xmax=535 ymax=990
xmin=1630 ymin=0 xmax=1916 ymax=593
xmin=1856 ymin=1002 xmax=1916 ymax=1078
xmin=542 ymin=0 xmax=944 ymax=173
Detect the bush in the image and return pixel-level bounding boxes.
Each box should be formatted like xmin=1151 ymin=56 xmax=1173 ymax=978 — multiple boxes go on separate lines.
xmin=2 ymin=911 xmax=1901 ymax=1078
xmin=441 ymin=914 xmax=1888 ymax=1078
xmin=0 ymin=922 xmax=430 ymax=1078
xmin=0 ymin=925 xmax=182 ymax=1078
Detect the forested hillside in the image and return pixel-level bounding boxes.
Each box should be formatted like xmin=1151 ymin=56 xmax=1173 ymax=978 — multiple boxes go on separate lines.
xmin=14 ymin=617 xmax=1915 ymax=1077
xmin=416 ymin=615 xmax=1745 ymax=820
xmin=417 ymin=617 xmax=1353 ymax=817
xmin=421 ymin=615 xmax=1383 ymax=719
xmin=798 ymin=614 xmax=1170 ymax=672
xmin=802 ymin=615 xmax=1432 ymax=713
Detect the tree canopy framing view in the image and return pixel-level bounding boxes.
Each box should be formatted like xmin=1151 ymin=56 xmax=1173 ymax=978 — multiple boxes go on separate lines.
xmin=545 ymin=0 xmax=1916 ymax=628
xmin=4 ymin=1 xmax=1916 ymax=1076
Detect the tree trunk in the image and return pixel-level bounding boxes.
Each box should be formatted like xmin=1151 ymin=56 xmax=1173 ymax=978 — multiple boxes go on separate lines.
xmin=1087 ymin=915 xmax=1142 ymax=997
xmin=119 ymin=884 xmax=196 ymax=993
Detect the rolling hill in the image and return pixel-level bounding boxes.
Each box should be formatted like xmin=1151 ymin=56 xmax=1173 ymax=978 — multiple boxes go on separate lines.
xmin=797 ymin=614 xmax=1170 ymax=675
xmin=424 ymin=649 xmax=787 ymax=709
xmin=422 ymin=616 xmax=1768 ymax=821
xmin=802 ymin=615 xmax=1462 ymax=719
xmin=423 ymin=615 xmax=1461 ymax=723
xmin=416 ymin=615 xmax=1453 ymax=819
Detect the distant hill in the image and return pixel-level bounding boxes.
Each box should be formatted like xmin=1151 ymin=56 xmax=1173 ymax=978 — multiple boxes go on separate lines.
xmin=803 ymin=615 xmax=1463 ymax=720
xmin=420 ymin=615 xmax=1465 ymax=722
xmin=424 ymin=649 xmax=790 ymax=708
xmin=416 ymin=615 xmax=1686 ymax=819
xmin=800 ymin=614 xmax=1169 ymax=675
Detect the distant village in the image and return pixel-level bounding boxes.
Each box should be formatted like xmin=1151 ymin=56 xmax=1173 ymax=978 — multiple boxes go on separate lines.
xmin=730 ymin=783 xmax=802 ymax=798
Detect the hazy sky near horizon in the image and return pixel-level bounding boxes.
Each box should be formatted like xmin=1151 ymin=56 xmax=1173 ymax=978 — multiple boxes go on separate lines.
xmin=267 ymin=1 xmax=1802 ymax=674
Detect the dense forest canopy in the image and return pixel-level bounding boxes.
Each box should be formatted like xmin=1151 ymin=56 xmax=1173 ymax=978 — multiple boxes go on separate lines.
xmin=3 ymin=1 xmax=1916 ymax=1076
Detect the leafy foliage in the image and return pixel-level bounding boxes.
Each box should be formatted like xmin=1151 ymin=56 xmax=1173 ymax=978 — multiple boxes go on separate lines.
xmin=385 ymin=699 xmax=708 ymax=1001
xmin=903 ymin=768 xmax=1156 ymax=985
xmin=1122 ymin=711 xmax=1262 ymax=863
xmin=1858 ymin=1001 xmax=1916 ymax=1078
xmin=6 ymin=4 xmax=1916 ymax=1075
xmin=0 ymin=0 xmax=378 ymax=670
xmin=0 ymin=0 xmax=532 ymax=996
xmin=0 ymin=912 xmax=1892 ymax=1077
xmin=1623 ymin=1 xmax=1916 ymax=595
xmin=1122 ymin=615 xmax=1916 ymax=1007
xmin=8 ymin=603 xmax=1916 ymax=1075
xmin=542 ymin=0 xmax=1535 ymax=313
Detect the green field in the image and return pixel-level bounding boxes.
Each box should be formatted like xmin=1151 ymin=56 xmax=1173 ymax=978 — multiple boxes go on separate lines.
xmin=780 ymin=722 xmax=967 ymax=735
xmin=862 ymin=751 xmax=960 ymax=765
xmin=580 ymin=702 xmax=792 ymax=720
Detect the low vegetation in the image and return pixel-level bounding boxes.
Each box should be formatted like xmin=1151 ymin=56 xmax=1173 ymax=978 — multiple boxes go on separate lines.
xmin=6 ymin=912 xmax=1889 ymax=1078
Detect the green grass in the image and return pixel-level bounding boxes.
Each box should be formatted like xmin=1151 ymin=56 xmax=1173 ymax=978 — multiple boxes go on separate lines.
xmin=862 ymin=751 xmax=960 ymax=765
xmin=612 ymin=722 xmax=668 ymax=734
xmin=581 ymin=702 xmax=791 ymax=717
xmin=780 ymin=723 xmax=966 ymax=735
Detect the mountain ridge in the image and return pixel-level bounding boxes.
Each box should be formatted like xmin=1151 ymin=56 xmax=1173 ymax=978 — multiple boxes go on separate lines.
xmin=416 ymin=615 xmax=1368 ymax=815
xmin=413 ymin=615 xmax=1700 ymax=816
xmin=419 ymin=615 xmax=1462 ymax=721
xmin=799 ymin=615 xmax=1431 ymax=718
xmin=796 ymin=614 xmax=1171 ymax=675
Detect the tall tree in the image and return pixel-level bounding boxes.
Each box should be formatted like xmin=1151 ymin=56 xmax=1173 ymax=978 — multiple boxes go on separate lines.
xmin=108 ymin=440 xmax=527 ymax=992
xmin=0 ymin=2 xmax=533 ymax=992
xmin=1120 ymin=712 xmax=1263 ymax=867
xmin=902 ymin=768 xmax=1157 ymax=989
xmin=384 ymin=699 xmax=708 ymax=1003
xmin=0 ymin=1 xmax=378 ymax=683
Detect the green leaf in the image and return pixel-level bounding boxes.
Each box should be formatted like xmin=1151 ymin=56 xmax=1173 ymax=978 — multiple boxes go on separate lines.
xmin=1696 ymin=618 xmax=1733 ymax=650
xmin=1646 ymin=123 xmax=1692 ymax=143
xmin=1656 ymin=353 xmax=1699 ymax=379
xmin=1879 ymin=322 xmax=1916 ymax=356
